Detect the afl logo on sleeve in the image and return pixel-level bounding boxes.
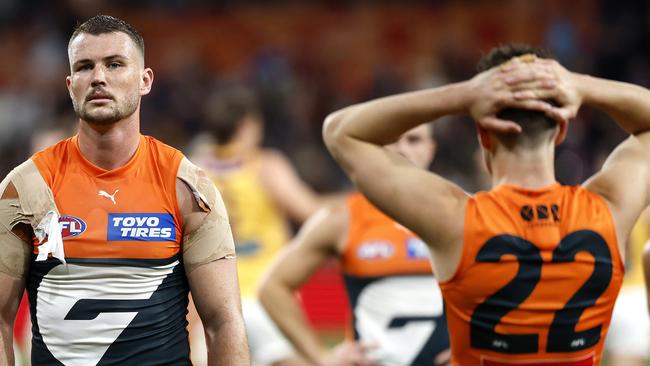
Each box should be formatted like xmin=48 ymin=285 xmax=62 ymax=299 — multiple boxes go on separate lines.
xmin=108 ymin=213 xmax=176 ymax=241
xmin=59 ymin=216 xmax=87 ymax=238
xmin=406 ymin=238 xmax=429 ymax=260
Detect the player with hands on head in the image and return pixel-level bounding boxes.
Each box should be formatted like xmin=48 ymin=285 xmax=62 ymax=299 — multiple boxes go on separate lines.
xmin=323 ymin=43 xmax=650 ymax=365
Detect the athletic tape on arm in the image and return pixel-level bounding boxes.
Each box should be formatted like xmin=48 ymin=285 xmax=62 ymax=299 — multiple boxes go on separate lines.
xmin=0 ymin=160 xmax=65 ymax=269
xmin=177 ymin=158 xmax=236 ymax=273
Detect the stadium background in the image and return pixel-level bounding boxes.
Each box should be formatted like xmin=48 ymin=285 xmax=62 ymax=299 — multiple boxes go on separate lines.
xmin=1 ymin=0 xmax=648 ymax=364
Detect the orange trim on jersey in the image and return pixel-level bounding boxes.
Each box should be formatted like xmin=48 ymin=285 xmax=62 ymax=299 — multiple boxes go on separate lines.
xmin=31 ymin=135 xmax=184 ymax=260
xmin=440 ymin=183 xmax=623 ymax=366
xmin=341 ymin=192 xmax=432 ymax=277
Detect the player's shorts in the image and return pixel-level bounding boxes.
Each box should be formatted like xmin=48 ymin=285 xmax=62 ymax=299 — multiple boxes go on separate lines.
xmin=243 ymin=299 xmax=296 ymax=365
xmin=605 ymin=286 xmax=650 ymax=359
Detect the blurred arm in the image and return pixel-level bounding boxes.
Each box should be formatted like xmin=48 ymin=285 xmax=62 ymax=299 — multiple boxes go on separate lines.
xmin=644 ymin=242 xmax=650 ymax=314
xmin=259 ymin=150 xmax=325 ymax=223
xmin=259 ymin=202 xmax=348 ymax=366
xmin=177 ymin=179 xmax=249 ymax=366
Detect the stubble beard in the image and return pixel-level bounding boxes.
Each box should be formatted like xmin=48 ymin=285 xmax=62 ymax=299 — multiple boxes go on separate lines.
xmin=74 ymin=93 xmax=139 ymax=125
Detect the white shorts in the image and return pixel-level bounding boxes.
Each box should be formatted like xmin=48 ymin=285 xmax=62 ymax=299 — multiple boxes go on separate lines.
xmin=605 ymin=287 xmax=650 ymax=359
xmin=243 ymin=299 xmax=296 ymax=365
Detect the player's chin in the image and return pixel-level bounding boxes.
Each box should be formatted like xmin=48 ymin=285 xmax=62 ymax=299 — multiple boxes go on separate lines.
xmin=81 ymin=108 xmax=122 ymax=124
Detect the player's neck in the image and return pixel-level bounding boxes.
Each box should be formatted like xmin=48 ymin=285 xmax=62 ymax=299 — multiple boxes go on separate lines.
xmin=77 ymin=114 xmax=141 ymax=171
xmin=490 ymin=147 xmax=556 ymax=189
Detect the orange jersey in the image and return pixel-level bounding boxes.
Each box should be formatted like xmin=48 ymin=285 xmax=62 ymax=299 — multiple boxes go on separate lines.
xmin=439 ymin=184 xmax=624 ymax=366
xmin=27 ymin=135 xmax=191 ymax=365
xmin=341 ymin=193 xmax=449 ymax=365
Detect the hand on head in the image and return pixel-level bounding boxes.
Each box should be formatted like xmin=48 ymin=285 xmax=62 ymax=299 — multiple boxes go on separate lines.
xmin=467 ymin=54 xmax=582 ymax=134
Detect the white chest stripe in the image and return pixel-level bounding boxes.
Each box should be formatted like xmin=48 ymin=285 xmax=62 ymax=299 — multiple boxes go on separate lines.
xmin=36 ymin=261 xmax=177 ymax=366
xmin=354 ymin=276 xmax=444 ymax=365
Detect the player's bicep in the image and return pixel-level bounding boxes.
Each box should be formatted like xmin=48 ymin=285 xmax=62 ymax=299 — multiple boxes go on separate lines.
xmin=0 ymin=182 xmax=31 ymax=280
xmin=585 ymin=132 xmax=650 ymax=241
xmin=0 ymin=182 xmax=30 ymax=326
xmin=186 ymin=258 xmax=242 ymax=329
xmin=176 ymin=167 xmax=236 ymax=275
xmin=262 ymin=203 xmax=347 ymax=291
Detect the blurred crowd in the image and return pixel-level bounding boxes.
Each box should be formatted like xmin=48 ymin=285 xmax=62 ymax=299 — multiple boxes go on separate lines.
xmin=0 ymin=0 xmax=648 ymax=193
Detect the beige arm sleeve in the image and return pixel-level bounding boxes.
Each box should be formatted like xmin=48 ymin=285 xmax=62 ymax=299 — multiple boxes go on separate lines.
xmin=0 ymin=159 xmax=59 ymax=277
xmin=177 ymin=158 xmax=236 ymax=273
xmin=0 ymin=199 xmax=30 ymax=279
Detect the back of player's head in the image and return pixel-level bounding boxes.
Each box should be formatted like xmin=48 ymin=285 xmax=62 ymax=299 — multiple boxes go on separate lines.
xmin=477 ymin=44 xmax=558 ymax=149
xmin=69 ymin=15 xmax=145 ymax=59
xmin=203 ymin=88 xmax=262 ymax=145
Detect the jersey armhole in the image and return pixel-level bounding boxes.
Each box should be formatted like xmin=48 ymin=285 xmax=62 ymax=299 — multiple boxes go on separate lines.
xmin=438 ymin=196 xmax=474 ymax=286
xmin=585 ymin=187 xmax=626 ymax=275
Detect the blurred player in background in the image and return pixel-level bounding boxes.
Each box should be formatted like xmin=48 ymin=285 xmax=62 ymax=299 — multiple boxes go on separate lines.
xmin=0 ymin=15 xmax=249 ymax=365
xmin=189 ymin=87 xmax=324 ymax=366
xmin=606 ymin=210 xmax=650 ymax=365
xmin=323 ymin=43 xmax=650 ymax=365
xmin=260 ymin=124 xmax=451 ymax=366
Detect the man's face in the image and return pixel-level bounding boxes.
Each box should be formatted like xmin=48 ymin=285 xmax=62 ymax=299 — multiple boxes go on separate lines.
xmin=387 ymin=124 xmax=436 ymax=169
xmin=66 ymin=32 xmax=151 ymax=124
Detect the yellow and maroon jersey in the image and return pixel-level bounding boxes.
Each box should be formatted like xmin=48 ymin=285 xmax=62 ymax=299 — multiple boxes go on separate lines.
xmin=200 ymin=152 xmax=289 ymax=298
xmin=341 ymin=193 xmax=448 ymax=365
xmin=439 ymin=183 xmax=624 ymax=366
xmin=27 ymin=135 xmax=190 ymax=365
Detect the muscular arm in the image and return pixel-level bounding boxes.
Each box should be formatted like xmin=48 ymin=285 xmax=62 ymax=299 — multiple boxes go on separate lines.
xmin=258 ymin=202 xmax=347 ymax=365
xmin=576 ymin=75 xmax=650 ymax=247
xmin=322 ymin=86 xmax=470 ymax=254
xmin=0 ymin=182 xmax=31 ymax=365
xmin=177 ymin=179 xmax=249 ymax=366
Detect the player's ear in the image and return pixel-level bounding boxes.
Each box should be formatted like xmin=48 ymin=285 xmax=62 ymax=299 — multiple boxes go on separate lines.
xmin=554 ymin=119 xmax=568 ymax=145
xmin=140 ymin=68 xmax=154 ymax=96
xmin=476 ymin=124 xmax=493 ymax=151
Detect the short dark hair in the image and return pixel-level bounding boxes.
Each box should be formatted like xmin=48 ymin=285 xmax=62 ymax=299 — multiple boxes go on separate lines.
xmin=477 ymin=44 xmax=558 ymax=148
xmin=204 ymin=88 xmax=261 ymax=145
xmin=69 ymin=15 xmax=145 ymax=58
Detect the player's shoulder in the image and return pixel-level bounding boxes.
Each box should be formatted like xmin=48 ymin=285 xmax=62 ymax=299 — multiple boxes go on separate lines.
xmin=143 ymin=135 xmax=184 ymax=160
xmin=31 ymin=136 xmax=73 ymax=169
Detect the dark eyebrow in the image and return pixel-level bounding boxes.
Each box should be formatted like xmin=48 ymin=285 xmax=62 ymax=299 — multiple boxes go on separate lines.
xmin=72 ymin=54 xmax=128 ymax=68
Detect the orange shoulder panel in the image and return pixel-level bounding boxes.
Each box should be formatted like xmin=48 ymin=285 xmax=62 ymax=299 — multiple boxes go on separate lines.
xmin=342 ymin=192 xmax=433 ymax=277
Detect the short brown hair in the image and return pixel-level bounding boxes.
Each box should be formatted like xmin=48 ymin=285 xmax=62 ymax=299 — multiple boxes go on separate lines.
xmin=69 ymin=15 xmax=144 ymax=58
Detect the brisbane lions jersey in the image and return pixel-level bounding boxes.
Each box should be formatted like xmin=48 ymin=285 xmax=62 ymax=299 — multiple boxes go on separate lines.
xmin=341 ymin=193 xmax=449 ymax=366
xmin=439 ymin=184 xmax=623 ymax=366
xmin=27 ymin=135 xmax=190 ymax=365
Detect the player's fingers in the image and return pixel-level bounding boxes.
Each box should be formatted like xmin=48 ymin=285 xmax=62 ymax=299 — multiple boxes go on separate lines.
xmin=434 ymin=348 xmax=452 ymax=365
xmin=505 ymin=99 xmax=554 ymax=114
xmin=512 ymin=88 xmax=560 ymax=101
xmin=508 ymin=78 xmax=557 ymax=93
xmin=503 ymin=65 xmax=555 ymax=85
xmin=545 ymin=106 xmax=576 ymax=123
xmin=480 ymin=117 xmax=522 ymax=134
xmin=359 ymin=341 xmax=380 ymax=352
